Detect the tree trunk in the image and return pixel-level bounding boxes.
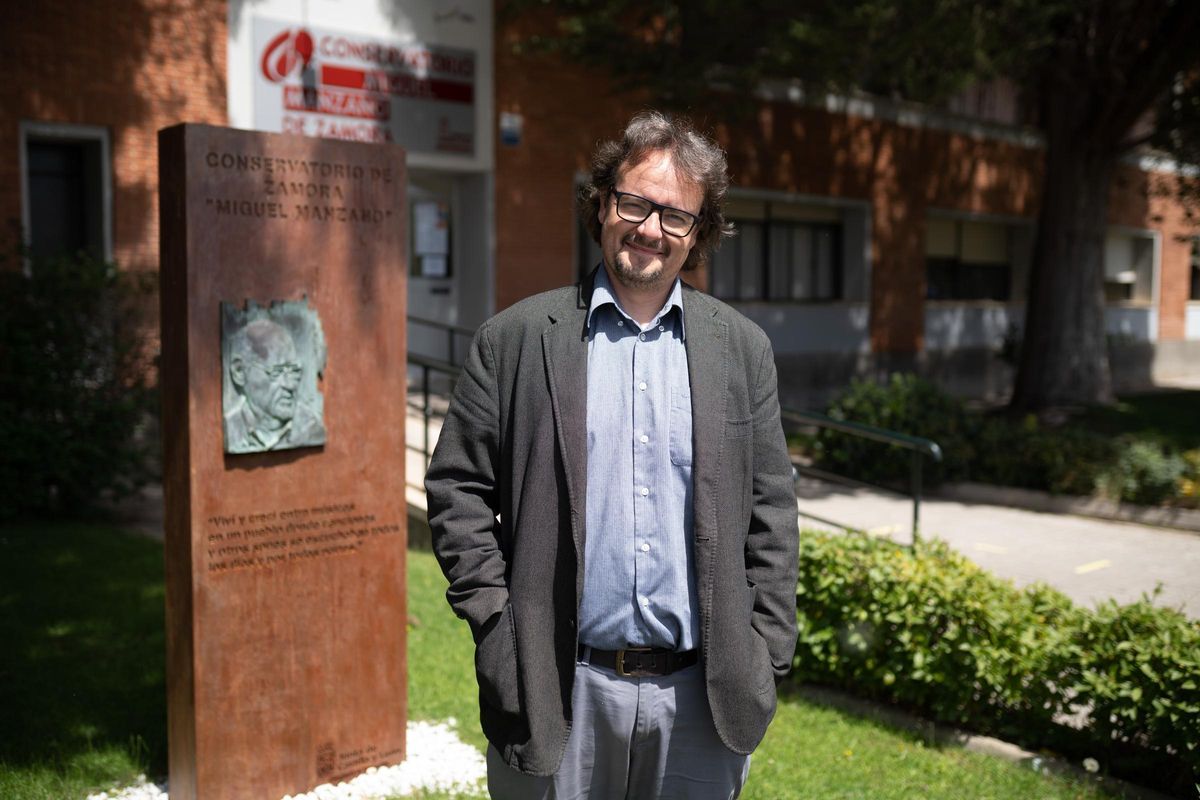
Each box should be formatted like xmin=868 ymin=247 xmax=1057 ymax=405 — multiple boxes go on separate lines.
xmin=1010 ymin=106 xmax=1116 ymax=412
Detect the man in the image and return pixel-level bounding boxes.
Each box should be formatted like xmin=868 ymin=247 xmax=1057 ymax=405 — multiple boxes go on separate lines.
xmin=224 ymin=318 xmax=325 ymax=453
xmin=425 ymin=111 xmax=799 ymax=798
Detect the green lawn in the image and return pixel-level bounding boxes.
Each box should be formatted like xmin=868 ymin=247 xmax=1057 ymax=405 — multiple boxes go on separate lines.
xmin=1 ymin=521 xmax=1120 ymax=799
xmin=0 ymin=522 xmax=166 ymax=800
xmin=406 ymin=546 xmax=487 ymax=752
xmin=747 ymin=693 xmax=1107 ymax=800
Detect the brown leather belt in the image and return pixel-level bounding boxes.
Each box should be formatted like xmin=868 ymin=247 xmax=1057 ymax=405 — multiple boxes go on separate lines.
xmin=579 ymin=645 xmax=699 ymax=678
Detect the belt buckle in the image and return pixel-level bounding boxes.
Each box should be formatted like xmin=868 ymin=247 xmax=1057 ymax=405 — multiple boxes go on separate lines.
xmin=616 ymin=647 xmax=652 ymax=677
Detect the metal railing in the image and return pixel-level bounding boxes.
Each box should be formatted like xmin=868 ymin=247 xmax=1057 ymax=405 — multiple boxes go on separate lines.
xmin=781 ymin=407 xmax=943 ymax=546
xmin=408 ymin=315 xmax=476 ymax=370
xmin=406 ymin=316 xmax=474 ymax=470
xmin=407 ymin=352 xmax=460 ymax=469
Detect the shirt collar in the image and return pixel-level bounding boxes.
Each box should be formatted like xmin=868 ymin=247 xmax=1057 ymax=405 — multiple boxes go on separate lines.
xmin=586 ymin=265 xmax=686 ymax=339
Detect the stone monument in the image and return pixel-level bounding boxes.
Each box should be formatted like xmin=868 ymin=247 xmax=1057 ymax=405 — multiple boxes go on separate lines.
xmin=158 ymin=124 xmax=407 ymax=800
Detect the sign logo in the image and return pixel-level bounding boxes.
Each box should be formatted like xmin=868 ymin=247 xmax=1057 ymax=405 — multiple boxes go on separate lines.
xmin=261 ymin=28 xmax=315 ymax=83
xmin=252 ymin=18 xmax=476 ymax=154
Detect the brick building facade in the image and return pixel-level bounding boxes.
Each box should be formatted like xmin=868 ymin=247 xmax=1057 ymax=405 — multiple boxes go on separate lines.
xmin=4 ymin=0 xmax=1198 ymax=404
xmin=2 ymin=1 xmax=228 ymax=271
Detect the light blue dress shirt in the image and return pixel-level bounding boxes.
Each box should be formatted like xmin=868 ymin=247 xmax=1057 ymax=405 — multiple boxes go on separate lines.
xmin=578 ymin=267 xmax=699 ymax=652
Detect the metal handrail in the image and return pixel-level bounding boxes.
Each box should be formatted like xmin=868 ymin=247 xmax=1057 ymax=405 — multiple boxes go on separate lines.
xmin=406 ymin=352 xmax=462 ymax=469
xmin=406 ymin=315 xmax=475 ymax=469
xmin=407 ymin=315 xmax=477 ymax=369
xmin=408 ymin=351 xmax=459 ymax=376
xmin=781 ymin=407 xmax=943 ymax=546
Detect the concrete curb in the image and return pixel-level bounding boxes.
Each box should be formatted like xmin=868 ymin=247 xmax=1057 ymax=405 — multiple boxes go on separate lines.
xmin=937 ymin=482 xmax=1200 ymax=535
xmin=794 ymin=684 xmax=1178 ymax=800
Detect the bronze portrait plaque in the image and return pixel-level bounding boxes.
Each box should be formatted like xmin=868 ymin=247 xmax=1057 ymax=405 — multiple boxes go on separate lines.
xmin=221 ymin=298 xmax=327 ymax=454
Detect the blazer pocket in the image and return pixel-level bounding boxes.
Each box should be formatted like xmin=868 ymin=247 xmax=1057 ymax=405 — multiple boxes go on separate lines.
xmin=475 ymin=604 xmax=521 ymax=715
xmin=743 ymin=584 xmax=775 ymax=696
xmin=725 ymin=417 xmax=753 ymax=438
xmin=669 ymin=387 xmax=693 ymax=466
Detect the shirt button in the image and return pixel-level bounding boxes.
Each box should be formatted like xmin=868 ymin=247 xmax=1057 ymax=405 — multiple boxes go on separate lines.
xmin=639 ymin=434 xmax=649 ymax=444
xmin=639 ymin=333 xmax=646 ymax=341
xmin=640 ymin=543 xmax=650 ymax=552
xmin=658 ymin=325 xmax=665 ymax=332
xmin=640 ymin=487 xmax=649 ymax=497
xmin=617 ymin=320 xmax=624 ymax=327
xmin=640 ymin=597 xmax=650 ymax=607
xmin=638 ymin=381 xmax=647 ymax=391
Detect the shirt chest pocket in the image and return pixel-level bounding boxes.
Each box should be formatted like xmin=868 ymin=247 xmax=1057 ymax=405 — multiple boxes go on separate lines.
xmin=669 ymin=386 xmax=693 ymax=467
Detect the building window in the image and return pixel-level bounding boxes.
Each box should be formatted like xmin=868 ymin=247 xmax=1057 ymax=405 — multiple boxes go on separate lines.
xmin=21 ymin=123 xmax=110 ymax=262
xmin=925 ymin=217 xmax=1012 ymax=301
xmin=710 ymin=199 xmax=842 ymax=302
xmin=1103 ymin=230 xmax=1155 ymax=304
xmin=1190 ymin=238 xmax=1200 ymax=302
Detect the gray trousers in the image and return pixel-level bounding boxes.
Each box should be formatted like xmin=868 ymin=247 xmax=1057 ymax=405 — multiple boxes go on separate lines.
xmin=487 ymin=658 xmax=751 ymax=800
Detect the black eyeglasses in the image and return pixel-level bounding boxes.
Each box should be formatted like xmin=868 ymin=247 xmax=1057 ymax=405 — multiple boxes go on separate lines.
xmin=610 ymin=189 xmax=701 ymax=237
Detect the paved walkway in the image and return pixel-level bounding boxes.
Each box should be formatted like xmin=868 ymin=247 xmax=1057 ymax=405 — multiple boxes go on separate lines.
xmin=796 ymin=476 xmax=1200 ymax=616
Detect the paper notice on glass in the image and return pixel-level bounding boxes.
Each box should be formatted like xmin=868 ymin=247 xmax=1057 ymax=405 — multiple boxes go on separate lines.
xmin=421 ymin=255 xmax=448 ymax=278
xmin=414 ymin=201 xmax=450 ymax=256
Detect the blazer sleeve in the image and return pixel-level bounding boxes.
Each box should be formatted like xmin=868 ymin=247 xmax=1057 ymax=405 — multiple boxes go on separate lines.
xmin=746 ymin=337 xmax=800 ymax=679
xmin=424 ymin=322 xmax=509 ymax=642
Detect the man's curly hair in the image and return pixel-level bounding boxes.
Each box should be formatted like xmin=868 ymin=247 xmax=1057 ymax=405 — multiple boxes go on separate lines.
xmin=578 ymin=110 xmax=734 ymax=272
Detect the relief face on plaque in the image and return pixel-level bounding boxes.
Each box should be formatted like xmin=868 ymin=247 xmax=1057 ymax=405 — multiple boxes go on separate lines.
xmin=221 ymin=298 xmax=327 ymax=454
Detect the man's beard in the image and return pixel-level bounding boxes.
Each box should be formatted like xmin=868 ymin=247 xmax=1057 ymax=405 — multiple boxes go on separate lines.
xmin=608 ymin=235 xmax=672 ymax=290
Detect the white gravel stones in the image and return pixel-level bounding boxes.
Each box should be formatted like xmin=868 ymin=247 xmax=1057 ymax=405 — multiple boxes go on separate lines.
xmin=85 ymin=775 xmax=166 ymax=800
xmin=85 ymin=720 xmax=487 ymax=800
xmin=281 ymin=720 xmax=486 ymax=800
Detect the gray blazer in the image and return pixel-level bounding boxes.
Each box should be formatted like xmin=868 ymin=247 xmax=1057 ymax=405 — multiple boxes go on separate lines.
xmin=425 ymin=269 xmax=799 ymax=776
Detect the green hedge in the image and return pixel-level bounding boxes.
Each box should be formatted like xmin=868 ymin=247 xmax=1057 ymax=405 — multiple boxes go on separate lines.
xmin=0 ymin=252 xmax=158 ymax=517
xmin=794 ymin=531 xmax=1200 ymax=796
xmin=809 ymin=375 xmax=1198 ymax=505
xmin=810 ymin=374 xmax=977 ymax=486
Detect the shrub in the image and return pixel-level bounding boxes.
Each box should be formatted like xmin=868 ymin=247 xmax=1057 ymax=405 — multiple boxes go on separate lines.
xmin=808 ymin=373 xmax=1197 ymax=507
xmin=794 ymin=532 xmax=1076 ymax=731
xmin=810 ymin=374 xmax=976 ymax=486
xmin=972 ymin=415 xmax=1116 ymax=496
xmin=1069 ymin=594 xmax=1200 ymax=783
xmin=1099 ymin=440 xmax=1188 ymax=506
xmin=794 ymin=531 xmax=1200 ymax=795
xmin=0 ymin=252 xmax=158 ymax=517
xmin=1179 ymin=449 xmax=1200 ymax=508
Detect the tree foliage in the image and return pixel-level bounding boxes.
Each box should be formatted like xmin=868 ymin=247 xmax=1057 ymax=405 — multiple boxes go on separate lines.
xmin=506 ymin=0 xmax=1200 ymax=410
xmin=509 ymin=0 xmax=1060 ymax=107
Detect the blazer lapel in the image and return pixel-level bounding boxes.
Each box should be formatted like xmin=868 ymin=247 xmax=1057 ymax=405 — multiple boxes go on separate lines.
xmin=683 ymin=286 xmax=728 ymax=545
xmin=543 ymin=276 xmax=592 ymax=600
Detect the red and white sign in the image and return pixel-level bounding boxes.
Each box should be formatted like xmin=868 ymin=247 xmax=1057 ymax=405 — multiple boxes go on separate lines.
xmin=252 ymin=17 xmax=475 ymax=154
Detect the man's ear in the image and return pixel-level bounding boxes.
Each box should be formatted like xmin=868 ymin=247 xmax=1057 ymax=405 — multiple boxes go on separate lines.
xmin=230 ymin=356 xmax=246 ymax=388
xmin=598 ymin=193 xmax=608 ymax=226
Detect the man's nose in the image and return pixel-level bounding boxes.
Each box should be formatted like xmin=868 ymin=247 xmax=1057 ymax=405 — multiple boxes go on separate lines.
xmin=636 ymin=209 xmax=665 ymax=238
